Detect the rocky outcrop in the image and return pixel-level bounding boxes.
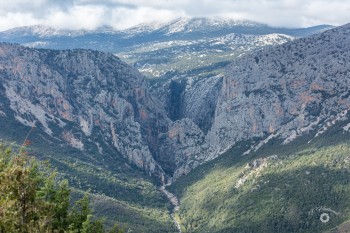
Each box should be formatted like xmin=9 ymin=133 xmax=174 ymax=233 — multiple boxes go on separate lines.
xmin=158 ymin=118 xmax=210 ymax=178
xmin=157 ymin=23 xmax=350 ymax=177
xmin=0 ymin=43 xmax=169 ymax=176
xmin=182 ymin=75 xmax=223 ymax=133
xmin=206 ymin=23 xmax=350 ymax=157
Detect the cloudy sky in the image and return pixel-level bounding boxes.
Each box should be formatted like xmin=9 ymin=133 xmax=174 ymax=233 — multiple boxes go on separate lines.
xmin=0 ymin=0 xmax=350 ymax=31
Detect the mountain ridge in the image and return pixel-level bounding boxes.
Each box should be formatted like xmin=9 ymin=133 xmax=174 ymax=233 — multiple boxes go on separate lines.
xmin=1 ymin=23 xmax=349 ymax=180
xmin=153 ymin=22 xmax=350 ymax=177
xmin=204 ymin=23 xmax=350 ymax=159
xmin=0 ymin=17 xmax=333 ymax=51
xmin=1 ymin=17 xmax=333 ymax=38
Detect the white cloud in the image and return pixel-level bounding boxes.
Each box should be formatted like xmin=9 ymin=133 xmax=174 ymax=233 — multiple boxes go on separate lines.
xmin=302 ymin=1 xmax=350 ymax=26
xmin=45 ymin=5 xmax=106 ymax=30
xmin=0 ymin=0 xmax=349 ymax=31
xmin=0 ymin=12 xmax=40 ymax=31
xmin=108 ymin=6 xmax=186 ymax=29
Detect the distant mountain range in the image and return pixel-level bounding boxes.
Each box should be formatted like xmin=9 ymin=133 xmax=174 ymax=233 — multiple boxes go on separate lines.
xmin=0 ymin=18 xmax=333 ymax=80
xmin=0 ymin=18 xmax=333 ymax=115
xmin=0 ymin=18 xmax=333 ymax=50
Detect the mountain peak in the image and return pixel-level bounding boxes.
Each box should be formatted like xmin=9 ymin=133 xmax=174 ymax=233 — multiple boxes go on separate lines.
xmin=159 ymin=17 xmax=263 ymax=35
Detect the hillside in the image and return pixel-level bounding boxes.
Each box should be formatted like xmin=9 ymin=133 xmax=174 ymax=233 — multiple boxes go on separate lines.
xmin=169 ymin=115 xmax=350 ymax=233
xmin=207 ymin=23 xmax=350 ymax=158
xmin=148 ymin=23 xmax=350 ymax=178
xmin=0 ymin=43 xmax=176 ymax=232
xmin=167 ymin=23 xmax=350 ymax=232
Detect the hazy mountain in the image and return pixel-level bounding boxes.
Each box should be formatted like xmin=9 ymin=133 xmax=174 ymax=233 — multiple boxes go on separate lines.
xmin=0 ymin=18 xmax=332 ymax=50
xmin=0 ymin=17 xmax=332 ymax=85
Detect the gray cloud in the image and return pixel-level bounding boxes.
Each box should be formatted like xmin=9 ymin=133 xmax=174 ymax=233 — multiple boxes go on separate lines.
xmin=0 ymin=0 xmax=349 ymax=31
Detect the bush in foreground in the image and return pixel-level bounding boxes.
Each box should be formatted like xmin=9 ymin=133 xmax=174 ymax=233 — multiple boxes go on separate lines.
xmin=0 ymin=144 xmax=123 ymax=233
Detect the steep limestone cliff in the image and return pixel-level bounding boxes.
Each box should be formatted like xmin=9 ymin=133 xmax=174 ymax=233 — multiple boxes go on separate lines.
xmin=0 ymin=43 xmax=169 ymax=177
xmin=206 ymin=23 xmax=350 ymax=157
xmin=159 ymin=23 xmax=350 ymax=177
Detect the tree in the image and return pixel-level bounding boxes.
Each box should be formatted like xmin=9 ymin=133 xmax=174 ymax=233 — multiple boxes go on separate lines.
xmin=108 ymin=224 xmax=125 ymax=233
xmin=0 ymin=144 xmax=123 ymax=233
xmin=0 ymin=145 xmax=52 ymax=232
xmin=81 ymin=214 xmax=104 ymax=233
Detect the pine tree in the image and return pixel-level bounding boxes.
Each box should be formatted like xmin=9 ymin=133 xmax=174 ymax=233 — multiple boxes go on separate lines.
xmin=0 ymin=144 xmax=123 ymax=233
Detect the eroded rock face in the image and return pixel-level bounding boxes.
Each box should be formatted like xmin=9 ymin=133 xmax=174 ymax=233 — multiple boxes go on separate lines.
xmin=182 ymin=75 xmax=223 ymax=133
xmin=1 ymin=23 xmax=350 ymax=180
xmin=206 ymin=23 xmax=350 ymax=156
xmin=158 ymin=23 xmax=350 ymax=177
xmin=0 ymin=43 xmax=169 ymax=176
xmin=158 ymin=118 xmax=210 ymax=178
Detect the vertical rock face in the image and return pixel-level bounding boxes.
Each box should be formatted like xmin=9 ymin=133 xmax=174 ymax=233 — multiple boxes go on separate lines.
xmin=206 ymin=23 xmax=350 ymax=155
xmin=158 ymin=118 xmax=210 ymax=178
xmin=157 ymin=23 xmax=350 ymax=177
xmin=0 ymin=43 xmax=169 ymax=176
xmin=182 ymin=75 xmax=223 ymax=133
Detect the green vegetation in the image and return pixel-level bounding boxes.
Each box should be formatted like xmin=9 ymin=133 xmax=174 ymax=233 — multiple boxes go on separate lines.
xmin=0 ymin=113 xmax=176 ymax=233
xmin=0 ymin=144 xmax=117 ymax=233
xmin=170 ymin=121 xmax=350 ymax=233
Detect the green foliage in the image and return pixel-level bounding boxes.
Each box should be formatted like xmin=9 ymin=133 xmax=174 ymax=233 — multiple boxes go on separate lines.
xmin=170 ymin=123 xmax=350 ymax=233
xmin=108 ymin=223 xmax=125 ymax=233
xmin=68 ymin=194 xmax=91 ymax=231
xmin=81 ymin=215 xmax=105 ymax=233
xmin=51 ymin=180 xmax=70 ymax=231
xmin=0 ymin=144 xmax=53 ymax=232
xmin=0 ymin=115 xmax=176 ymax=233
xmin=0 ymin=145 xmax=122 ymax=233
